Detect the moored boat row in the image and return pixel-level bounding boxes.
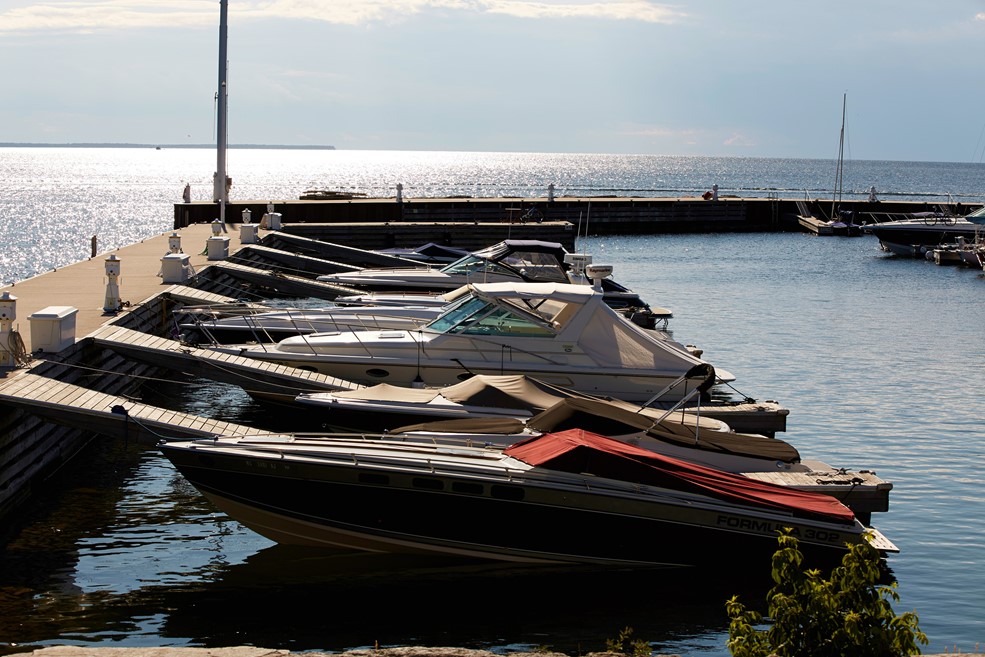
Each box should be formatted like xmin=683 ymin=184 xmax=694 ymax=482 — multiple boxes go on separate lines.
xmin=152 ymin=230 xmax=899 ymax=568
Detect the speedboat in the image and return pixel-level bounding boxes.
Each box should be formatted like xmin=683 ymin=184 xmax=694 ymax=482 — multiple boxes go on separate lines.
xmin=294 ymin=370 xmax=789 ymax=438
xmin=868 ymin=206 xmax=985 ymax=256
xmin=159 ymin=427 xmax=897 ymax=567
xmin=317 ymin=239 xmax=581 ymax=292
xmin=179 ymin=304 xmax=445 ymax=344
xmin=317 ymin=239 xmax=666 ymax=321
xmin=227 ymin=282 xmax=729 ymax=404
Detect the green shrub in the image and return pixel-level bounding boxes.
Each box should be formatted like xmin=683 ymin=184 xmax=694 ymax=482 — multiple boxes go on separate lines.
xmin=606 ymin=626 xmax=652 ymax=657
xmin=725 ymin=530 xmax=927 ymax=657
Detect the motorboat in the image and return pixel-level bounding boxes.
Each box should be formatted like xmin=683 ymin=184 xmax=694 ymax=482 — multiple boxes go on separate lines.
xmin=159 ymin=427 xmax=897 ymax=567
xmin=300 ymin=376 xmax=889 ymax=521
xmin=868 ymin=206 xmax=985 ymax=256
xmin=226 ymin=282 xmax=729 ymax=404
xmin=297 ymin=383 xmax=800 ymax=474
xmin=293 ymin=370 xmax=789 ymax=438
xmin=179 ymin=304 xmax=446 ymax=344
xmin=317 ymin=239 xmax=666 ymax=320
xmin=317 ymin=239 xmax=580 ymax=292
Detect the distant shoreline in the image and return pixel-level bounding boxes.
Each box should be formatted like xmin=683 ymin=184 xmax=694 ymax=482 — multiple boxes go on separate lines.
xmin=0 ymin=143 xmax=335 ymax=150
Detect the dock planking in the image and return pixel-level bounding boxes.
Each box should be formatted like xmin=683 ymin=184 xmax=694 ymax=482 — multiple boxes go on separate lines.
xmin=87 ymin=324 xmax=359 ymax=397
xmin=0 ymin=372 xmax=269 ymax=444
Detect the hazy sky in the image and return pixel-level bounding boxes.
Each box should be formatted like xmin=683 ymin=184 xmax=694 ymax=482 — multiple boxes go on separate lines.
xmin=2 ymin=1 xmax=985 ymax=161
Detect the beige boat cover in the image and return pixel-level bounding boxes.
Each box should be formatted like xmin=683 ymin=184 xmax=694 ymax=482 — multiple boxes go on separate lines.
xmin=330 ymin=374 xmax=571 ymax=411
xmin=392 ymin=395 xmax=801 ymax=464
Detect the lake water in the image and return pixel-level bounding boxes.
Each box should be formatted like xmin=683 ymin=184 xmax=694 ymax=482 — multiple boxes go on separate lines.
xmin=0 ymin=149 xmax=983 ymax=656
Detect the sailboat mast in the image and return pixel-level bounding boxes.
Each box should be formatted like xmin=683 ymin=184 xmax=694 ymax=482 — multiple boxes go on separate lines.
xmin=831 ymin=93 xmax=846 ymax=220
xmin=216 ymin=0 xmax=229 ymax=224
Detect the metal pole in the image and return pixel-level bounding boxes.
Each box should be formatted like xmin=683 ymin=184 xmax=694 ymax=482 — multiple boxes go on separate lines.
xmin=216 ymin=0 xmax=228 ymax=225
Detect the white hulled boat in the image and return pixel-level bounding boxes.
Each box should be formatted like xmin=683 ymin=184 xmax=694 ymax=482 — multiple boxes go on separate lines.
xmin=226 ymin=281 xmax=728 ymax=404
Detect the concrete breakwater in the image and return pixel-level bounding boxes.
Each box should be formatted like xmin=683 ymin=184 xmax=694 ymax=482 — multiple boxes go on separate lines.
xmin=173 ymin=196 xmax=976 ymax=240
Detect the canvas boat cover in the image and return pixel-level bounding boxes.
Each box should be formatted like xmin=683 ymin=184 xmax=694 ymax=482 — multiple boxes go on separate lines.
xmin=467 ymin=282 xmax=705 ymax=371
xmin=527 ymin=397 xmax=801 ymax=463
xmin=387 ymin=392 xmax=800 ymax=465
xmin=327 ymin=374 xmax=570 ymax=411
xmin=504 ymin=428 xmax=854 ymax=523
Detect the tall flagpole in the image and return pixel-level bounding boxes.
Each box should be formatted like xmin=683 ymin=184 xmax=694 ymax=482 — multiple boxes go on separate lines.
xmin=216 ymin=0 xmax=229 ymax=225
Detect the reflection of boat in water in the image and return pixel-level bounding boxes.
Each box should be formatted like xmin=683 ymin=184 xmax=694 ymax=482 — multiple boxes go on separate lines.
xmin=225 ymin=282 xmax=725 ymax=404
xmin=162 ymin=542 xmax=777 ymax=653
xmin=160 ymin=426 xmax=897 ymax=568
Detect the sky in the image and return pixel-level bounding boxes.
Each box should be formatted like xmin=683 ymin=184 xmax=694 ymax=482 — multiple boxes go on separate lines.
xmin=2 ymin=0 xmax=985 ymax=161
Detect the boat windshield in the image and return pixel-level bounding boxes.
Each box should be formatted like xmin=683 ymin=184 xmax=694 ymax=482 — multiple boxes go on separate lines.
xmin=425 ymin=295 xmax=555 ymax=337
xmin=440 ymin=250 xmax=568 ymax=283
xmin=441 ymin=255 xmax=517 ymax=278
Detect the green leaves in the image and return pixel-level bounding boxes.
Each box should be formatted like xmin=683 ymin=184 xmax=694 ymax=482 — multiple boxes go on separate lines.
xmin=725 ymin=529 xmax=929 ymax=657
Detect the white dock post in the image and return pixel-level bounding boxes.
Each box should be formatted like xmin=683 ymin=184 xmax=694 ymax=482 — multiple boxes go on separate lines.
xmin=207 ymin=219 xmax=230 ymax=260
xmin=239 ymin=210 xmax=257 ymax=245
xmin=103 ymin=254 xmax=122 ymax=313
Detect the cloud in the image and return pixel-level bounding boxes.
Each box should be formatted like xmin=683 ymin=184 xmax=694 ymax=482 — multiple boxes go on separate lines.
xmin=723 ymin=132 xmax=755 ymax=148
xmin=0 ymin=0 xmax=686 ymax=34
xmin=0 ymin=0 xmax=213 ymax=34
xmin=482 ymin=1 xmax=687 ymax=22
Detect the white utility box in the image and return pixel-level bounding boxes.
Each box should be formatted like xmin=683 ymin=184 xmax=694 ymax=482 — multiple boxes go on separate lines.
xmin=160 ymin=253 xmax=192 ymax=283
xmin=262 ymin=212 xmax=282 ymax=230
xmin=240 ymin=223 xmax=259 ymax=244
xmin=207 ymin=235 xmax=230 ymax=261
xmin=29 ymin=305 xmax=78 ymax=353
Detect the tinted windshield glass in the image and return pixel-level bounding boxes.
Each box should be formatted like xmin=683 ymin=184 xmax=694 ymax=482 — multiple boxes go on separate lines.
xmin=441 ymin=255 xmax=516 ymax=277
xmin=425 ymin=296 xmax=491 ymax=333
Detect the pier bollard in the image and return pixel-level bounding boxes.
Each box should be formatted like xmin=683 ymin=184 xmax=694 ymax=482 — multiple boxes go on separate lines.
xmin=103 ymin=254 xmax=122 ymax=313
xmin=548 ymin=183 xmax=555 ymax=203
xmin=0 ymin=291 xmax=18 ymax=367
xmin=396 ymin=183 xmax=403 ymax=204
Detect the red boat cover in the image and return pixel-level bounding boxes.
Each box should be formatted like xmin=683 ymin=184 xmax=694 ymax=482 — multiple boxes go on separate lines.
xmin=504 ymin=428 xmax=855 ymax=523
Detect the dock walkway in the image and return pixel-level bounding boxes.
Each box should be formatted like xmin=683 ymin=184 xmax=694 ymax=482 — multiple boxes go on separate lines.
xmin=89 ymin=324 xmax=357 ymax=398
xmin=1 ymin=223 xmax=244 ymax=354
xmin=0 ymin=371 xmax=266 ymax=444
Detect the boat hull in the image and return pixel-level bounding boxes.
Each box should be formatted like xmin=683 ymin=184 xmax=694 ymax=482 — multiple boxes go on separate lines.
xmin=240 ymin=348 xmax=711 ymax=403
xmin=160 ymin=441 xmax=878 ymax=568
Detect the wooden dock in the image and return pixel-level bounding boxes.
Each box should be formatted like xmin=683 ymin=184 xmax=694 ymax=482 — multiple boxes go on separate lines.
xmin=0 ymin=372 xmax=268 ymax=444
xmin=88 ymin=324 xmax=357 ymax=398
xmin=1 ymin=223 xmax=243 ymax=354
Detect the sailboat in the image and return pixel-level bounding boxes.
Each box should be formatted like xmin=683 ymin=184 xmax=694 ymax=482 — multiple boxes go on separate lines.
xmin=827 ymin=93 xmax=863 ymax=237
